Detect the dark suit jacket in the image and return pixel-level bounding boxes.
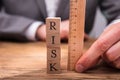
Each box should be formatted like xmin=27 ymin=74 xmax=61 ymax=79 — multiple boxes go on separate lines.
xmin=0 ymin=0 xmax=120 ymax=41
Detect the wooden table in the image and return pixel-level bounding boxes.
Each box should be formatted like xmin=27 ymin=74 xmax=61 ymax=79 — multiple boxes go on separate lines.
xmin=0 ymin=39 xmax=120 ymax=80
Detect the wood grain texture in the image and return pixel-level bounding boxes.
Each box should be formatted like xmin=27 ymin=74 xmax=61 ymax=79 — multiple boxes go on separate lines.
xmin=47 ymin=47 xmax=61 ymax=61
xmin=46 ymin=17 xmax=61 ymax=74
xmin=0 ymin=39 xmax=120 ymax=80
xmin=46 ymin=17 xmax=60 ymax=34
xmin=68 ymin=0 xmax=86 ymax=70
xmin=46 ymin=34 xmax=60 ymax=48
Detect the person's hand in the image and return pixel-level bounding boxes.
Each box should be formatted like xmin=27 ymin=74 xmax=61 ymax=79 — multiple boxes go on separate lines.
xmin=75 ymin=22 xmax=120 ymax=72
xmin=36 ymin=20 xmax=69 ymax=41
xmin=36 ymin=24 xmax=46 ymax=41
xmin=60 ymin=20 xmax=69 ymax=40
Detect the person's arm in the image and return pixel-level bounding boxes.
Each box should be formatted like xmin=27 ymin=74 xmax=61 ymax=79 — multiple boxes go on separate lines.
xmin=0 ymin=12 xmax=35 ymax=41
xmin=0 ymin=1 xmax=44 ymax=41
xmin=0 ymin=12 xmax=46 ymax=41
xmin=99 ymin=0 xmax=120 ymax=24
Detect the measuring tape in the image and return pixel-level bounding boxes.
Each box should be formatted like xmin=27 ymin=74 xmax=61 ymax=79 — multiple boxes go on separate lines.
xmin=68 ymin=0 xmax=86 ymax=70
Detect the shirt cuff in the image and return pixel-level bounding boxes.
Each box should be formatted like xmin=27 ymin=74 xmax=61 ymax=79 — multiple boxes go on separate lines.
xmin=108 ymin=19 xmax=120 ymax=26
xmin=25 ymin=21 xmax=43 ymax=41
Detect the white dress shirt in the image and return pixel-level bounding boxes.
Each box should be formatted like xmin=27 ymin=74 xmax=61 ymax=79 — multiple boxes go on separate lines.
xmin=25 ymin=0 xmax=60 ymax=41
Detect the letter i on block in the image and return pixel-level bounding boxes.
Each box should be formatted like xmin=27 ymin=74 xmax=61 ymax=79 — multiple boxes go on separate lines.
xmin=46 ymin=17 xmax=61 ymax=74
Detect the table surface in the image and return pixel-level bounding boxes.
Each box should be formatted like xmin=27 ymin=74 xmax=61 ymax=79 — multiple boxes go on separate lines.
xmin=0 ymin=39 xmax=120 ymax=80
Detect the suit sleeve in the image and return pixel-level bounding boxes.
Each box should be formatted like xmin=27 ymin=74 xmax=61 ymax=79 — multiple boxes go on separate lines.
xmin=0 ymin=1 xmax=40 ymax=41
xmin=99 ymin=0 xmax=120 ymax=24
xmin=0 ymin=13 xmax=35 ymax=41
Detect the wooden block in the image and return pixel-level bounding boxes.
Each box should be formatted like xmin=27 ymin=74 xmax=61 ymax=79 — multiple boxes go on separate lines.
xmin=47 ymin=47 xmax=61 ymax=61
xmin=47 ymin=60 xmax=61 ymax=74
xmin=46 ymin=17 xmax=61 ymax=47
xmin=46 ymin=17 xmax=61 ymax=34
xmin=46 ymin=17 xmax=61 ymax=74
xmin=46 ymin=34 xmax=60 ymax=47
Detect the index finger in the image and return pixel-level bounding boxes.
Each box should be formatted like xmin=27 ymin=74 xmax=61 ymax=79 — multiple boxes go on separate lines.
xmin=75 ymin=23 xmax=120 ymax=72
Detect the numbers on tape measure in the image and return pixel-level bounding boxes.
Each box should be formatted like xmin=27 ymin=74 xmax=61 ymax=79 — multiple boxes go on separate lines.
xmin=68 ymin=0 xmax=85 ymax=70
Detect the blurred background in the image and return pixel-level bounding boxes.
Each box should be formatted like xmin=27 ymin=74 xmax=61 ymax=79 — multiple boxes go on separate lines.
xmin=90 ymin=7 xmax=107 ymax=38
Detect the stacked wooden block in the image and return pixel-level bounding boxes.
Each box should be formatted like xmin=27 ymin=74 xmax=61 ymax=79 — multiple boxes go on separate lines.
xmin=46 ymin=17 xmax=61 ymax=74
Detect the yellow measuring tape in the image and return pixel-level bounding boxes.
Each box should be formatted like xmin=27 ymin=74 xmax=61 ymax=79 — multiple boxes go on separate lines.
xmin=68 ymin=0 xmax=86 ymax=71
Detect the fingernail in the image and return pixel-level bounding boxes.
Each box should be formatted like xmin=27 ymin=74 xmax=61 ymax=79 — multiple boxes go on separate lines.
xmin=75 ymin=64 xmax=85 ymax=73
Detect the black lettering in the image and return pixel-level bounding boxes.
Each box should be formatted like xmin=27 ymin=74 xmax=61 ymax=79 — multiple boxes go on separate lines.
xmin=50 ymin=21 xmax=56 ymax=30
xmin=50 ymin=63 xmax=57 ymax=71
xmin=51 ymin=36 xmax=55 ymax=44
xmin=51 ymin=50 xmax=57 ymax=58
